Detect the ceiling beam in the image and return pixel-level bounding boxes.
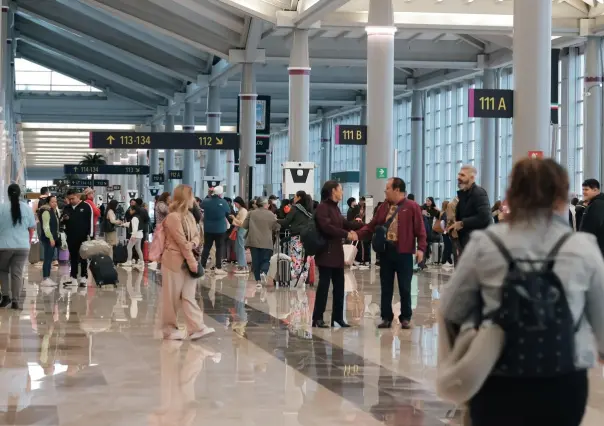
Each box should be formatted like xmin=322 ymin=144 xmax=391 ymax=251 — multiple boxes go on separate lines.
xmin=20 ymin=36 xmax=174 ymax=99
xmin=295 ymin=0 xmax=352 ymax=29
xmin=455 ymin=34 xmax=486 ymax=51
xmin=157 ymin=0 xmax=244 ymax=33
xmin=212 ymin=0 xmax=278 ymax=24
xmin=16 ymin=8 xmax=196 ymax=82
xmin=415 ymin=69 xmax=483 ymax=91
xmin=265 ymin=56 xmax=478 ymax=69
xmin=245 ymin=18 xmax=264 ymax=53
xmin=562 ymin=0 xmax=590 ymax=14
xmin=225 ymin=80 xmax=407 ymax=91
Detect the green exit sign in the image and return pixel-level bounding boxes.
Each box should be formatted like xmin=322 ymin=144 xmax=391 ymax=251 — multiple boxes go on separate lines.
xmin=376 ymin=167 xmax=388 ymax=179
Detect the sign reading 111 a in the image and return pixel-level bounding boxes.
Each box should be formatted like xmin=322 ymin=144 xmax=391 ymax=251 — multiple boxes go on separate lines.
xmin=468 ymin=89 xmax=514 ymax=119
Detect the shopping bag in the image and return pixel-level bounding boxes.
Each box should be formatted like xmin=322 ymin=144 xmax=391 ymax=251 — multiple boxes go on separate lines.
xmin=344 ymin=268 xmax=358 ymax=292
xmin=149 ymin=222 xmax=165 ymax=262
xmin=343 ymin=242 xmax=358 ymax=266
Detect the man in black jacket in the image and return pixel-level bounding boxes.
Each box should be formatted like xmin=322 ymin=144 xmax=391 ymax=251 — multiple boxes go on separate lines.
xmin=580 ymin=179 xmax=604 ymax=255
xmin=449 ymin=165 xmax=491 ymax=251
xmin=63 ymin=189 xmax=94 ymax=287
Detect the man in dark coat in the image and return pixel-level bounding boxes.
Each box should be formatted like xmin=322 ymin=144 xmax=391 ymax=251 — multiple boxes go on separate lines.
xmin=580 ymin=179 xmax=604 ymax=255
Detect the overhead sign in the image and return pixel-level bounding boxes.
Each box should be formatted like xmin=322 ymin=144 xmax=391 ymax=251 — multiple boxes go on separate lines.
xmin=151 ymin=174 xmax=164 ymax=183
xmin=468 ymin=89 xmax=514 ymax=118
xmin=168 ymin=170 xmax=183 ymax=180
xmin=111 ymin=185 xmax=121 ymax=191
xmin=149 ymin=187 xmax=160 ymax=197
xmin=64 ymin=164 xmax=150 ymax=175
xmin=234 ymin=149 xmax=268 ymax=166
xmin=89 ymin=132 xmax=239 ymax=150
xmin=48 ymin=186 xmax=57 ymax=192
xmin=528 ymin=151 xmax=544 ymax=159
xmin=256 ymin=136 xmax=270 ymax=153
xmin=335 ymin=125 xmax=368 ymax=146
xmin=204 ymin=177 xmax=222 ymax=188
xmin=331 ymin=171 xmax=360 ymax=183
xmin=69 ymin=179 xmax=109 ymax=187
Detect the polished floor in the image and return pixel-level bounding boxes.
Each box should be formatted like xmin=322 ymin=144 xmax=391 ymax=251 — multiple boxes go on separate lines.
xmin=0 ymin=261 xmax=603 ymax=425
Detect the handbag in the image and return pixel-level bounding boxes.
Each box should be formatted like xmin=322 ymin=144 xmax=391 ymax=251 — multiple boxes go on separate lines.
xmin=229 ymin=227 xmax=238 ymax=241
xmin=181 ymin=216 xmax=204 ymax=279
xmin=372 ymin=202 xmax=404 ymax=253
xmin=343 ymin=241 xmax=358 ymax=266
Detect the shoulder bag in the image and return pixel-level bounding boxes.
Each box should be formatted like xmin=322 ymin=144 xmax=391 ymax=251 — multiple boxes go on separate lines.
xmin=372 ymin=202 xmax=405 ymax=253
xmin=181 ymin=215 xmax=204 ymax=278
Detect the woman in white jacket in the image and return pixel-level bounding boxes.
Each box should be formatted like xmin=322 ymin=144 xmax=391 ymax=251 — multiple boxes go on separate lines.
xmin=123 ymin=205 xmax=144 ymax=270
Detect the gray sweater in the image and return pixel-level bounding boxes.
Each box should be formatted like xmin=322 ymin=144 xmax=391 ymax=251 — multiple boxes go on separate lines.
xmin=242 ymin=208 xmax=279 ymax=250
xmin=440 ymin=213 xmax=604 ymax=369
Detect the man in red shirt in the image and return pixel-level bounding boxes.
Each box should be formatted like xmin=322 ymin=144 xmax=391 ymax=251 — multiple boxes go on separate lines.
xmin=355 ymin=178 xmax=427 ymax=329
xmin=84 ymin=188 xmax=101 ymax=237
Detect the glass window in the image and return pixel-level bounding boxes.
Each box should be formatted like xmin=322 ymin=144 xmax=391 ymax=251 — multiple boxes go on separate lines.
xmin=15 ymin=58 xmax=101 ymax=92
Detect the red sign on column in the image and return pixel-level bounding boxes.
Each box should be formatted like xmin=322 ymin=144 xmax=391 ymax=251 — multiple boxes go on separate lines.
xmin=528 ymin=151 xmax=544 ymax=159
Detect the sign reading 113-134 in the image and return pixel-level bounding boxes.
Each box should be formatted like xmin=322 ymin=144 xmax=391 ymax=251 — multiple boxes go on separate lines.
xmin=468 ymin=89 xmax=514 ymax=119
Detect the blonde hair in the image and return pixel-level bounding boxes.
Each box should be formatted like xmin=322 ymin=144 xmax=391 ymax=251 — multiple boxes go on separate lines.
xmin=170 ymin=184 xmax=193 ymax=214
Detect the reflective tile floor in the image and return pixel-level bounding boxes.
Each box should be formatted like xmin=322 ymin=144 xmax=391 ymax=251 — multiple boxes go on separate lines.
xmin=0 ymin=262 xmax=603 ymax=425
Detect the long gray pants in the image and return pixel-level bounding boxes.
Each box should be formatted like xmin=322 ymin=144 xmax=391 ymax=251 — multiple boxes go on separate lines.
xmin=0 ymin=249 xmax=29 ymax=299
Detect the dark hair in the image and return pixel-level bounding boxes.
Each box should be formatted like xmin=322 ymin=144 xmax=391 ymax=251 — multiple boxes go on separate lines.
xmin=320 ymin=180 xmax=341 ymax=201
xmin=295 ymin=191 xmax=312 ymax=211
xmin=492 ymin=200 xmax=502 ymax=212
xmin=158 ymin=192 xmax=170 ymax=203
xmin=407 ymin=193 xmax=415 ymax=201
xmin=135 ymin=198 xmax=144 ymax=206
xmin=281 ymin=199 xmax=290 ymax=207
xmin=507 ymin=158 xmax=569 ymax=224
xmin=234 ymin=196 xmax=247 ymax=209
xmin=571 ymin=197 xmax=579 ymax=206
xmin=347 ymin=197 xmax=356 ymax=208
xmin=47 ymin=195 xmax=56 ymax=205
xmin=40 ymin=187 xmax=49 ymax=195
xmin=582 ymin=178 xmax=600 ymax=190
xmin=66 ymin=188 xmax=79 ymax=197
xmin=425 ymin=196 xmax=436 ymax=208
xmin=107 ymin=199 xmax=118 ymax=212
xmin=8 ymin=184 xmax=22 ymax=226
xmin=389 ymin=177 xmax=406 ymax=193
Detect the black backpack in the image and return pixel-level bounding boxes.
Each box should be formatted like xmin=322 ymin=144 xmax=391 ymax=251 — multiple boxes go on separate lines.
xmin=298 ymin=205 xmax=326 ymax=256
xmin=485 ymin=231 xmax=583 ymax=378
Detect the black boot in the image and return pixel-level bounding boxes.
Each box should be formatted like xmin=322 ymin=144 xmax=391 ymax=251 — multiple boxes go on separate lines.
xmin=11 ymin=301 xmax=20 ymax=310
xmin=331 ymin=319 xmax=351 ymax=328
xmin=0 ymin=295 xmax=11 ymax=308
xmin=312 ymin=320 xmax=329 ymax=329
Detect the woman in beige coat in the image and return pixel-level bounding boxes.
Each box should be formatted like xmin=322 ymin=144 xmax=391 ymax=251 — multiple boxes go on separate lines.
xmin=161 ymin=184 xmax=214 ymax=341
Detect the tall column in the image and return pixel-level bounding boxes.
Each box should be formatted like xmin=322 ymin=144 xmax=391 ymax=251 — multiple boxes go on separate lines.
xmin=319 ymin=111 xmax=330 ymax=184
xmin=239 ymin=63 xmax=257 ymax=200
xmin=137 ymin=150 xmax=148 ymax=202
xmin=584 ymin=37 xmax=603 ymax=181
xmin=164 ymin=114 xmax=176 ymax=194
xmin=206 ymin=85 xmax=221 ymax=185
xmin=288 ymin=29 xmax=310 ymax=161
xmin=560 ymin=49 xmax=572 ymax=177
xmin=149 ymin=123 xmax=160 ymax=191
xmin=359 ymin=98 xmax=368 ymax=195
xmin=366 ymin=0 xmax=395 ymax=197
xmin=410 ymin=90 xmax=424 ymax=201
xmin=264 ymin=144 xmax=272 ymax=196
xmin=120 ymin=152 xmax=128 ymax=204
xmin=512 ymin=0 xmax=552 ymax=161
xmin=480 ymin=69 xmax=497 ymax=199
xmin=182 ymin=101 xmax=195 ymax=186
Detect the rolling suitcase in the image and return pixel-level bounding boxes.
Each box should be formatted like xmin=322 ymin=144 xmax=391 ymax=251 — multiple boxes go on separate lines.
xmin=113 ymin=243 xmax=128 ymax=265
xmin=89 ymin=254 xmax=118 ymax=287
xmin=276 ymin=257 xmax=292 ymax=287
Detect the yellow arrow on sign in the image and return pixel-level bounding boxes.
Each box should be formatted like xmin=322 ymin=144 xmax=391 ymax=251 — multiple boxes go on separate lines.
xmin=216 ymin=137 xmax=223 ymax=145
xmin=107 ymin=135 xmax=115 ymax=145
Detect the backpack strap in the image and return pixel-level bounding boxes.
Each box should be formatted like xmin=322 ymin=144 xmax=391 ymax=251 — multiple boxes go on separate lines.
xmin=295 ymin=204 xmax=312 ymax=219
xmin=546 ymin=233 xmax=573 ymax=260
xmin=484 ymin=230 xmax=515 ymax=267
xmin=384 ymin=201 xmax=405 ymax=229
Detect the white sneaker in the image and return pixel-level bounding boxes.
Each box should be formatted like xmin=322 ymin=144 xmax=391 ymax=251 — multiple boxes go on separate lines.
xmin=121 ymin=261 xmax=133 ymax=269
xmin=40 ymin=278 xmax=56 ymax=287
xmin=134 ymin=262 xmax=145 ymax=271
xmin=214 ymin=268 xmax=227 ymax=276
xmin=234 ymin=267 xmax=248 ymax=275
xmin=148 ymin=262 xmax=157 ymax=270
xmin=164 ymin=330 xmax=186 ymax=341
xmin=79 ymin=277 xmax=88 ymax=286
xmin=260 ymin=272 xmax=267 ymax=283
xmin=189 ymin=326 xmax=215 ymax=340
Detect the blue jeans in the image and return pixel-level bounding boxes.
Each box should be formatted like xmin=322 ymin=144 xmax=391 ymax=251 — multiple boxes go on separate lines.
xmin=235 ymin=228 xmax=247 ymax=267
xmin=42 ymin=241 xmax=56 ymax=279
xmin=250 ymin=247 xmax=272 ymax=281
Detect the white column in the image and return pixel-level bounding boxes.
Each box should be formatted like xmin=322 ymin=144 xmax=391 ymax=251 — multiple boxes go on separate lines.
xmin=288 ymin=29 xmax=310 ymax=161
xmin=206 ymin=85 xmax=221 ymax=183
xmin=164 ymin=114 xmax=175 ymax=194
xmin=359 ymin=98 xmax=367 ymax=195
xmin=137 ymin=150 xmax=148 ymax=202
xmin=584 ymin=37 xmax=603 ymax=181
xmin=149 ymin=123 xmax=160 ymax=191
xmin=512 ymin=0 xmax=552 ymax=161
xmin=239 ymin=63 xmax=257 ymax=200
xmin=480 ymin=69 xmax=497 ymax=199
xmin=410 ymin=90 xmax=424 ymax=200
xmin=183 ymin=101 xmax=195 ymax=186
xmin=319 ymin=111 xmax=330 ymax=184
xmin=366 ymin=0 xmax=395 ymax=197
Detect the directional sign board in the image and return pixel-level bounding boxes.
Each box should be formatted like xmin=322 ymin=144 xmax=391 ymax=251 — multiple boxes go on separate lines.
xmin=64 ymin=165 xmax=150 ymax=175
xmin=52 ymin=179 xmax=108 ymax=187
xmin=152 ymin=174 xmax=164 ymax=183
xmin=256 ymin=136 xmax=270 ymax=153
xmin=168 ymin=170 xmax=183 ymax=180
xmin=89 ymin=132 xmax=239 ymax=150
xmin=111 ymin=185 xmax=121 ymax=191
xmin=335 ymin=125 xmax=368 ymax=146
xmin=468 ymin=89 xmax=514 ymax=118
xmin=48 ymin=186 xmax=57 ymax=192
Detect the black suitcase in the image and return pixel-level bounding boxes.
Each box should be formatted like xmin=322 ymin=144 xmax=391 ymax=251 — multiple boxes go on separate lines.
xmin=89 ymin=254 xmax=119 ymax=287
xmin=113 ymin=243 xmax=128 ymax=264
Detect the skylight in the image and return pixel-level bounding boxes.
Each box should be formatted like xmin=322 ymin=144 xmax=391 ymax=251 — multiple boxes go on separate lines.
xmin=15 ymin=58 xmax=101 ymax=92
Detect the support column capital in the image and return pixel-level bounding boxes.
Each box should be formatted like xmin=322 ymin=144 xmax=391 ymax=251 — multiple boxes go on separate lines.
xmin=367 ymin=0 xmax=394 ymax=28
xmin=228 ymin=49 xmax=266 ymax=64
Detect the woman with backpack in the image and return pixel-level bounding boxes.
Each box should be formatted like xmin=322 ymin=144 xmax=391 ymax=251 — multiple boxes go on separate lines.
xmin=439 ymin=158 xmax=604 ymax=426
xmin=103 ymin=200 xmax=122 ymax=247
xmin=278 ymin=191 xmax=313 ymax=281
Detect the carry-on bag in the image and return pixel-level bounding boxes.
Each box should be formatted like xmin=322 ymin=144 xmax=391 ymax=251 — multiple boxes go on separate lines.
xmin=89 ymin=254 xmax=118 ymax=287
xmin=113 ymin=243 xmax=128 ymax=264
xmin=29 ymin=241 xmax=41 ymax=264
xmin=59 ymin=248 xmax=70 ymax=263
xmin=276 ymin=257 xmax=292 ymax=287
xmin=79 ymin=239 xmax=112 ymax=260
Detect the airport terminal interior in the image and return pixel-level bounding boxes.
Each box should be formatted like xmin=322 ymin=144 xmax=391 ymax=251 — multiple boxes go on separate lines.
xmin=2 ymin=0 xmax=604 ymax=424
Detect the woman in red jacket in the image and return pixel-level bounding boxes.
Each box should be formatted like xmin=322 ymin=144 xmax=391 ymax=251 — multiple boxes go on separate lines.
xmin=311 ymin=180 xmax=361 ymax=328
xmin=84 ymin=188 xmax=101 ymax=236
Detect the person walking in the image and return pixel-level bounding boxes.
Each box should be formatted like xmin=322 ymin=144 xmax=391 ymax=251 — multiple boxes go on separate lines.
xmin=312 ymin=181 xmax=361 ymax=329
xmin=103 ymin=200 xmax=122 ymax=247
xmin=161 ymin=184 xmax=214 ymax=341
xmin=448 ymin=165 xmax=491 ymax=251
xmin=440 ymin=158 xmax=604 ymax=426
xmin=200 ymin=186 xmax=230 ymax=276
xmin=38 ymin=195 xmax=61 ymax=287
xmin=242 ymin=197 xmax=279 ymax=285
xmin=63 ymin=189 xmax=94 ymax=287
xmin=439 ymin=200 xmax=453 ymax=270
xmin=0 ymin=184 xmax=36 ymax=309
xmin=229 ymin=196 xmax=249 ymax=274
xmin=356 ymin=178 xmax=427 ymax=329
xmin=122 ymin=205 xmax=145 ymax=271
